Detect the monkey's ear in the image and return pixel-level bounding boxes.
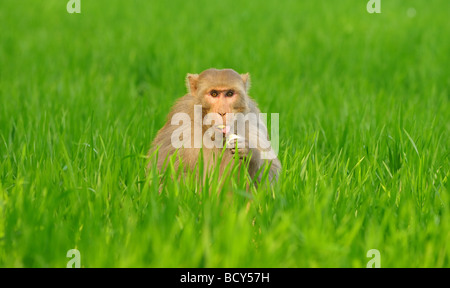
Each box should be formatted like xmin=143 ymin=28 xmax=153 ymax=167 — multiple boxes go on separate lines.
xmin=186 ymin=73 xmax=199 ymax=95
xmin=241 ymin=73 xmax=251 ymax=93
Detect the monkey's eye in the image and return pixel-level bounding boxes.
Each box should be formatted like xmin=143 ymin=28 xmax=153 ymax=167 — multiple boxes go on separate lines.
xmin=210 ymin=90 xmax=218 ymax=97
xmin=225 ymin=90 xmax=234 ymax=97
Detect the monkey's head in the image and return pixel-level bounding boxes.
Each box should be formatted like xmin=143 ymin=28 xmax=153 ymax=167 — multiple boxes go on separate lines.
xmin=186 ymin=68 xmax=250 ymax=132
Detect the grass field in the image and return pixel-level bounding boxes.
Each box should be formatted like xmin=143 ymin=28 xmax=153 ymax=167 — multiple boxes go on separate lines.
xmin=0 ymin=0 xmax=449 ymax=268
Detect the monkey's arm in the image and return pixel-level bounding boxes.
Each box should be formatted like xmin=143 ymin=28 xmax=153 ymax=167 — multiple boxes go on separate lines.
xmin=227 ymin=123 xmax=281 ymax=183
xmin=234 ymin=97 xmax=282 ymax=182
xmin=148 ymin=94 xmax=196 ymax=171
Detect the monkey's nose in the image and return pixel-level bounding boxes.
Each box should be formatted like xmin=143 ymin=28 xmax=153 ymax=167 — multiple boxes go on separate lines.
xmin=218 ymin=113 xmax=227 ymax=123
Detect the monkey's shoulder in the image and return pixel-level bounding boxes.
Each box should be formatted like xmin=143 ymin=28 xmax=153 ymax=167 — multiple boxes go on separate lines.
xmin=246 ymin=96 xmax=261 ymax=114
xmin=166 ymin=94 xmax=195 ymax=119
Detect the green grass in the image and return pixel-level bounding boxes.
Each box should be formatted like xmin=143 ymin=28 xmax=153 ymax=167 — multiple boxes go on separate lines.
xmin=0 ymin=0 xmax=449 ymax=267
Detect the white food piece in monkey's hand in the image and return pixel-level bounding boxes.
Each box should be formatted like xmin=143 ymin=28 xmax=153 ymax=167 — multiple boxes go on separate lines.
xmin=226 ymin=134 xmax=249 ymax=158
xmin=226 ymin=134 xmax=241 ymax=145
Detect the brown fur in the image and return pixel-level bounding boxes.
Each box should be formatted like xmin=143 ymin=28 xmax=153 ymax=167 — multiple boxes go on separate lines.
xmin=148 ymin=68 xmax=281 ymax=185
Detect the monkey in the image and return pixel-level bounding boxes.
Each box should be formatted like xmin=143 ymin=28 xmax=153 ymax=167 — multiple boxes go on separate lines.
xmin=147 ymin=68 xmax=281 ymax=186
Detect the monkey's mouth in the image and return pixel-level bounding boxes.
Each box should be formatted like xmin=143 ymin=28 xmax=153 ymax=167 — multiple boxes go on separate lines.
xmin=215 ymin=124 xmax=231 ymax=135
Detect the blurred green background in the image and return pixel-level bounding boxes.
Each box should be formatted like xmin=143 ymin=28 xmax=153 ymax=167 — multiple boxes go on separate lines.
xmin=0 ymin=0 xmax=448 ymax=267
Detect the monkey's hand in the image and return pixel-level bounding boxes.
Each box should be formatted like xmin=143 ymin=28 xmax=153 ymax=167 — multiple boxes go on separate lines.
xmin=226 ymin=134 xmax=250 ymax=159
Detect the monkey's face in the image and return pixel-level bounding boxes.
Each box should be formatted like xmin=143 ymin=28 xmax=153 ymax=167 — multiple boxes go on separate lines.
xmin=186 ymin=69 xmax=250 ymax=133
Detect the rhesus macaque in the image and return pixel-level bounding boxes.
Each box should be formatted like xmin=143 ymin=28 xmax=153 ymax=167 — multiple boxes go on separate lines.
xmin=148 ymin=68 xmax=281 ymax=185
